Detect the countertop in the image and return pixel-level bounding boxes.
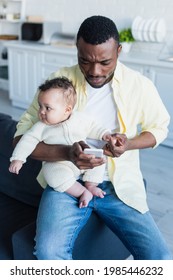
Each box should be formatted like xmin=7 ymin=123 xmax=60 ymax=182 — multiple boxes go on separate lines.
xmin=5 ymin=40 xmax=173 ymax=69
xmin=5 ymin=40 xmax=77 ymax=55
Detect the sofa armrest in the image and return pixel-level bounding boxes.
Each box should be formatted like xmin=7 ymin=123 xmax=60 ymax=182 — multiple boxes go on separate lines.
xmin=0 ymin=113 xmax=43 ymax=207
xmin=0 ymin=192 xmax=38 ymax=260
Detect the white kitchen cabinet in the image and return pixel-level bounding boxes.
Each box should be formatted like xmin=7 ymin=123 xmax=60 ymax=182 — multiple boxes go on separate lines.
xmin=121 ymin=61 xmax=145 ymax=75
xmin=7 ymin=43 xmax=77 ymax=109
xmin=0 ymin=56 xmax=8 ymax=90
xmin=120 ymin=59 xmax=173 ymax=147
xmin=148 ymin=66 xmax=173 ymax=147
xmin=8 ymin=47 xmax=41 ymax=108
xmin=41 ymin=49 xmax=77 ymax=81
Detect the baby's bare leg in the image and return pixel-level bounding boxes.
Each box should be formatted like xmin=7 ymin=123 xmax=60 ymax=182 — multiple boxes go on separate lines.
xmin=66 ymin=181 xmax=93 ymax=208
xmin=85 ymin=182 xmax=106 ymax=198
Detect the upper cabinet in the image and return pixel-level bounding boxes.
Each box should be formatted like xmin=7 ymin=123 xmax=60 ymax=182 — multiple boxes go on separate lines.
xmin=0 ymin=0 xmax=25 ymax=38
xmin=0 ymin=0 xmax=25 ymax=90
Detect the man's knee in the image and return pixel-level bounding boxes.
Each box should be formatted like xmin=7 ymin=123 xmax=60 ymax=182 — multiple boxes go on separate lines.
xmin=34 ymin=238 xmax=72 ymax=260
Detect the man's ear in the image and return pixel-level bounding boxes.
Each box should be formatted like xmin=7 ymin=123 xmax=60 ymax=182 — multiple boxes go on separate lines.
xmin=117 ymin=44 xmax=122 ymax=56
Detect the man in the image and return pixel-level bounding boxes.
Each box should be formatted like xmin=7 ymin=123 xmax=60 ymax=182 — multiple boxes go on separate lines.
xmin=14 ymin=15 xmax=171 ymax=260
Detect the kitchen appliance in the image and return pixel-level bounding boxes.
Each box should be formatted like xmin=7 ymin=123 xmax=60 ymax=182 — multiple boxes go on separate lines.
xmin=21 ymin=21 xmax=61 ymax=44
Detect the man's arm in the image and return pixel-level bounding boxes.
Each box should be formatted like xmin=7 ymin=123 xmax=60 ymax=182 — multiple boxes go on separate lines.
xmin=13 ymin=137 xmax=106 ymax=170
xmin=104 ymin=131 xmax=156 ymax=157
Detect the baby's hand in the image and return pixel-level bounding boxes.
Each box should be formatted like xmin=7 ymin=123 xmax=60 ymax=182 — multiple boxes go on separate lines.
xmin=9 ymin=160 xmax=23 ymax=174
xmin=103 ymin=132 xmax=112 ymax=142
xmin=104 ymin=133 xmax=128 ymax=158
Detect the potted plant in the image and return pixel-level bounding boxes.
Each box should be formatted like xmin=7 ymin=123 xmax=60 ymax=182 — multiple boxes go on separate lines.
xmin=119 ymin=28 xmax=135 ymax=53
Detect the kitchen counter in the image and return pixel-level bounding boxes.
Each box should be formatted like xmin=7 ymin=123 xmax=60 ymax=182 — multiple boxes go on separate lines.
xmin=120 ymin=52 xmax=173 ymax=68
xmin=119 ymin=42 xmax=173 ymax=68
xmin=5 ymin=40 xmax=77 ymax=55
xmin=5 ymin=40 xmax=173 ymax=69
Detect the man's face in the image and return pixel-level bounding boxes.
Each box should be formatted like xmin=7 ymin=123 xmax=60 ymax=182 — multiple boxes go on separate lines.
xmin=77 ymin=38 xmax=121 ymax=88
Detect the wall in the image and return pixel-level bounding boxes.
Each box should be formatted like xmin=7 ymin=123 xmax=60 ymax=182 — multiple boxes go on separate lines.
xmin=25 ymin=0 xmax=173 ymax=43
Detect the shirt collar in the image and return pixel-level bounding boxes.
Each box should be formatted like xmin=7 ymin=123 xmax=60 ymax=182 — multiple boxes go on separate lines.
xmin=112 ymin=60 xmax=123 ymax=84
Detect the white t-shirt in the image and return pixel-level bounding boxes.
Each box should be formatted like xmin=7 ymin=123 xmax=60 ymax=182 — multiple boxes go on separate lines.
xmin=83 ymin=81 xmax=119 ymax=180
xmin=84 ymin=81 xmax=119 ymax=147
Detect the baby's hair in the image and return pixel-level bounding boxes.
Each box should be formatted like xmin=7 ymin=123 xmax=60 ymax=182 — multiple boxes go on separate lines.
xmin=38 ymin=77 xmax=77 ymax=108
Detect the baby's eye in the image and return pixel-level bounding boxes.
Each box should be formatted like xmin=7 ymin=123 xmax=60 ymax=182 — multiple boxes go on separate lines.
xmin=46 ymin=107 xmax=51 ymax=111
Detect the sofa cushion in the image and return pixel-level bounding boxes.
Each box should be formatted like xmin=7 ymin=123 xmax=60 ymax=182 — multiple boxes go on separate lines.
xmin=12 ymin=222 xmax=37 ymax=260
xmin=0 ymin=113 xmax=43 ymax=207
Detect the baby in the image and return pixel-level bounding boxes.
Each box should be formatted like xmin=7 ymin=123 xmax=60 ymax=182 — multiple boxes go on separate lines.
xmin=9 ymin=77 xmax=111 ymax=208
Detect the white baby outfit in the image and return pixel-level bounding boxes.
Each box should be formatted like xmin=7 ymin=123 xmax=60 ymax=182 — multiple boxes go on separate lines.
xmin=10 ymin=112 xmax=109 ymax=192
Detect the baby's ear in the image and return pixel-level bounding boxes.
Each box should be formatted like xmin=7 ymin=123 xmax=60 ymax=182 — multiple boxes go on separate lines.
xmin=65 ymin=105 xmax=73 ymax=114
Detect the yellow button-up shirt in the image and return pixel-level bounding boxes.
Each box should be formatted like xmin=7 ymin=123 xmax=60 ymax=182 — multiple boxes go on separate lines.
xmin=15 ymin=61 xmax=170 ymax=213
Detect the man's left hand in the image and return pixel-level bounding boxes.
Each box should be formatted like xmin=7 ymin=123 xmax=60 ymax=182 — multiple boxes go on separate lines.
xmin=103 ymin=133 xmax=128 ymax=157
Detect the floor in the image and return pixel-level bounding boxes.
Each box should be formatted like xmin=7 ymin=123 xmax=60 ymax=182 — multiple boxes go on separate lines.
xmin=0 ymin=90 xmax=25 ymax=121
xmin=140 ymin=146 xmax=173 ymax=255
xmin=1 ymin=89 xmax=173 ymax=257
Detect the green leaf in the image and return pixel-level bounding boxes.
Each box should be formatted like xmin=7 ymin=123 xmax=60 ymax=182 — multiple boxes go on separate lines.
xmin=119 ymin=28 xmax=135 ymax=42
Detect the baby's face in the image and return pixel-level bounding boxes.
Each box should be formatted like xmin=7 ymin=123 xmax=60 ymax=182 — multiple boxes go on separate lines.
xmin=38 ymin=89 xmax=71 ymax=125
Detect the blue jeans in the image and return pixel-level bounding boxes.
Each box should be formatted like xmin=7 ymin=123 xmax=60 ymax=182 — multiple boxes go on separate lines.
xmin=34 ymin=181 xmax=172 ymax=260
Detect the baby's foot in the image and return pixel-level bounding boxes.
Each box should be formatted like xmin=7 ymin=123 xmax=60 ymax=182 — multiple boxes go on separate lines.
xmin=90 ymin=186 xmax=106 ymax=198
xmin=86 ymin=183 xmax=106 ymax=198
xmin=79 ymin=189 xmax=93 ymax=208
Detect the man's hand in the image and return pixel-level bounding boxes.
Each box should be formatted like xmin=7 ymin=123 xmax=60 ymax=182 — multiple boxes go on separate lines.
xmin=103 ymin=133 xmax=128 ymax=157
xmin=69 ymin=141 xmax=106 ymax=170
xmin=103 ymin=131 xmax=157 ymax=158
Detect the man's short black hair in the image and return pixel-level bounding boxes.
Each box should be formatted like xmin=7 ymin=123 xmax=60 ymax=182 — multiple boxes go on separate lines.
xmin=76 ymin=15 xmax=119 ymax=45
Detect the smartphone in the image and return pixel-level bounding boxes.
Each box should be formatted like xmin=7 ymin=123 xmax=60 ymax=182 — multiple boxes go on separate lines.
xmin=84 ymin=148 xmax=103 ymax=158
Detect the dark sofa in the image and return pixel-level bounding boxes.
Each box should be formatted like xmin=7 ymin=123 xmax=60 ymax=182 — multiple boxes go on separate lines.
xmin=0 ymin=112 xmax=130 ymax=260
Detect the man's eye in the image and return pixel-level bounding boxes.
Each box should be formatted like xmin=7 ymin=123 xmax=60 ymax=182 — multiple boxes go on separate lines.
xmin=101 ymin=61 xmax=110 ymax=65
xmin=81 ymin=61 xmax=89 ymax=65
xmin=79 ymin=59 xmax=89 ymax=64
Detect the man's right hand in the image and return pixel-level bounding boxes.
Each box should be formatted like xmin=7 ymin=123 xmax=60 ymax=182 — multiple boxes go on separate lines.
xmin=69 ymin=141 xmax=106 ymax=170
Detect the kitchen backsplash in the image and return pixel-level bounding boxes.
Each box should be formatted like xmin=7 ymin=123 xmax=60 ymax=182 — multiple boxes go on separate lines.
xmin=25 ymin=0 xmax=173 ymax=43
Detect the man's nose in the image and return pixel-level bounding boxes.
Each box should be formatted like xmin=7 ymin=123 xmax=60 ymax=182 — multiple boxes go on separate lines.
xmin=88 ymin=63 xmax=101 ymax=76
